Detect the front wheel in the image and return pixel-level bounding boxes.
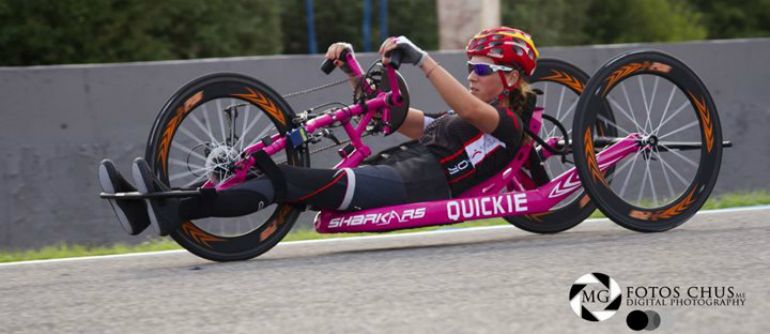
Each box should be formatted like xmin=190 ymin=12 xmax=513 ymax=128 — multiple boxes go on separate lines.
xmin=145 ymin=73 xmax=310 ymax=261
xmin=572 ymin=50 xmax=723 ymax=232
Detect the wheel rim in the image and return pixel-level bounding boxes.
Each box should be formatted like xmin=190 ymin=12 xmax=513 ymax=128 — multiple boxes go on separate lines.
xmin=597 ymin=73 xmax=702 ymax=209
xmin=574 ymin=51 xmax=722 ymax=228
xmin=164 ymin=96 xmax=289 ymax=237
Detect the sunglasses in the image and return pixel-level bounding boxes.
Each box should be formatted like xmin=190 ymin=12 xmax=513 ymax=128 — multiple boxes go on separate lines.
xmin=467 ymin=61 xmax=514 ymax=76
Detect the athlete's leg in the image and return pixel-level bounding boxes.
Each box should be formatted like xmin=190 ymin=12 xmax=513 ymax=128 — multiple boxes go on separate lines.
xmin=178 ymin=165 xmax=411 ymax=220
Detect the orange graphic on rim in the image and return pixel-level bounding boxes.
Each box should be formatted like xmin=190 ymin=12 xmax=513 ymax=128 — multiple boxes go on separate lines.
xmin=584 ymin=127 xmax=608 ymax=186
xmin=542 ymin=70 xmax=584 ymax=93
xmin=579 ymin=194 xmax=590 ymax=208
xmin=603 ymin=61 xmax=672 ymax=96
xmin=688 ymin=91 xmax=714 ymax=153
xmin=629 ymin=188 xmax=697 ymax=221
xmin=181 ymin=221 xmax=225 ymax=248
xmin=259 ymin=205 xmax=293 ymax=241
xmin=524 ymin=212 xmax=549 ymax=222
xmin=157 ymin=91 xmax=203 ymax=173
xmin=232 ymin=87 xmax=286 ymax=126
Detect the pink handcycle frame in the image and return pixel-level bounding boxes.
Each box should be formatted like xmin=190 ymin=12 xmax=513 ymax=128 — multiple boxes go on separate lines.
xmin=202 ymin=53 xmax=642 ymax=234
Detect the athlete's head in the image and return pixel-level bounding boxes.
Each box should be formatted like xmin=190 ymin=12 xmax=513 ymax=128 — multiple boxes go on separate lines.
xmin=465 ymin=27 xmax=539 ymax=106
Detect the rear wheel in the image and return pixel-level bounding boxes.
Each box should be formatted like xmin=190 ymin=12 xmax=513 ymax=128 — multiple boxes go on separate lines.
xmin=572 ymin=50 xmax=723 ymax=232
xmin=505 ymin=59 xmax=617 ymax=233
xmin=145 ymin=73 xmax=309 ymax=261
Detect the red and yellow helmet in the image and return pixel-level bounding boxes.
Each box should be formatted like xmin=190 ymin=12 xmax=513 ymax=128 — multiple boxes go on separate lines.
xmin=466 ymin=27 xmax=539 ymax=77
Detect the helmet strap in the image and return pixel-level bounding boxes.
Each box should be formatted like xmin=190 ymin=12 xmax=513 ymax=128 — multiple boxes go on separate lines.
xmin=497 ymin=70 xmax=521 ymax=90
xmin=496 ymin=71 xmax=521 ymax=106
xmin=495 ymin=90 xmax=509 ymax=105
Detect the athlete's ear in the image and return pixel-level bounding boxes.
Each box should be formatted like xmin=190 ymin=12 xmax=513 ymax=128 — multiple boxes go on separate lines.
xmin=506 ymin=70 xmax=519 ymax=84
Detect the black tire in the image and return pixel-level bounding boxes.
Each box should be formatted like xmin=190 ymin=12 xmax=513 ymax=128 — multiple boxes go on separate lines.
xmin=505 ymin=58 xmax=617 ymax=233
xmin=145 ymin=73 xmax=309 ymax=261
xmin=572 ymin=50 xmax=723 ymax=232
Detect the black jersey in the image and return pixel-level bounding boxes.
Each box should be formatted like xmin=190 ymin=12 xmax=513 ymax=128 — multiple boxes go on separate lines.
xmin=419 ymin=102 xmax=528 ymax=196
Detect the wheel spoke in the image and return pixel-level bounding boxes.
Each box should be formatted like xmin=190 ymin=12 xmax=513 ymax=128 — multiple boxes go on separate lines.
xmin=657 ymin=152 xmax=691 ymax=187
xmin=233 ymin=110 xmax=264 ymax=149
xmin=171 ymin=141 xmax=208 ymax=162
xmin=655 ymin=84 xmax=678 ymax=136
xmin=604 ymin=151 xmax=638 ymax=184
xmin=654 ymin=147 xmax=677 ymax=199
xmin=182 ymin=173 xmax=209 ymax=188
xmin=646 ymin=76 xmax=660 ymax=133
xmin=644 ymin=153 xmax=658 ymax=205
xmin=190 ymin=110 xmax=220 ymax=146
xmin=558 ymin=98 xmax=579 ymax=124
xmin=638 ymin=76 xmax=653 ymax=134
xmin=169 ymin=158 xmax=205 ymax=171
xmin=657 ymin=142 xmax=698 ymax=168
xmin=654 ymin=100 xmax=690 ymax=135
xmin=619 ymin=151 xmax=642 ymax=198
xmin=169 ymin=165 xmax=209 ymax=182
xmin=598 ymin=114 xmax=634 ymax=136
xmin=657 ymin=120 xmax=699 ymax=140
xmin=636 ymin=155 xmax=649 ymax=204
xmin=246 ymin=125 xmax=275 ymax=148
xmin=239 ymin=104 xmax=251 ymax=151
xmin=555 ymin=85 xmax=566 ymax=121
xmin=608 ymin=96 xmax=644 ymax=134
xmin=620 ymin=83 xmax=644 ymax=133
xmin=177 ymin=125 xmax=208 ymax=149
xmin=216 ymin=99 xmax=228 ymax=145
xmin=201 ymin=104 xmax=221 ymax=146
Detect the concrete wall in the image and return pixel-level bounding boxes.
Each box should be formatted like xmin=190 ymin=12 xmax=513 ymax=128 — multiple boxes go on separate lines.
xmin=1 ymin=39 xmax=768 ymax=251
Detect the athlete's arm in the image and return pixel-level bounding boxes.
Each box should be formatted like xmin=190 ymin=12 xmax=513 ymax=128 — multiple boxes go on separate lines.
xmin=397 ymin=108 xmax=426 ymax=139
xmin=418 ymin=56 xmax=499 ymax=133
xmin=324 ymin=42 xmax=361 ymax=90
xmin=379 ymin=37 xmax=500 ymax=134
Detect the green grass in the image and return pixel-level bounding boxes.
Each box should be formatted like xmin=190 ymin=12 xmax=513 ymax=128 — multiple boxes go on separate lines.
xmin=3 ymin=190 xmax=769 ymax=263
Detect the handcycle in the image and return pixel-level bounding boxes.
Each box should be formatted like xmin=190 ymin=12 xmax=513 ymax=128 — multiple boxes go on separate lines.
xmin=100 ymin=49 xmax=730 ymax=262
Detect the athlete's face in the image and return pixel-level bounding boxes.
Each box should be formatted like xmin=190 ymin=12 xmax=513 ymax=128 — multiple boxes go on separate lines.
xmin=467 ymin=56 xmax=519 ymax=104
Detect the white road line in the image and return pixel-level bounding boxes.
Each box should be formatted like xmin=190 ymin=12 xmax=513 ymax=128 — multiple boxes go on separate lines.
xmin=3 ymin=205 xmax=770 ymax=267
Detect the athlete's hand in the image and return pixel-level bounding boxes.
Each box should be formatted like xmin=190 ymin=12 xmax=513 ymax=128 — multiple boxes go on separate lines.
xmin=379 ymin=36 xmax=427 ymax=67
xmin=325 ymin=42 xmax=355 ymax=75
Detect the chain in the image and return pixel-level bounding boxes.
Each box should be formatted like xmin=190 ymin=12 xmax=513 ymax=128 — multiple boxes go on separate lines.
xmin=271 ymin=74 xmax=375 ymax=164
xmin=272 ymin=132 xmax=373 ymax=166
xmin=281 ymin=77 xmax=351 ymax=99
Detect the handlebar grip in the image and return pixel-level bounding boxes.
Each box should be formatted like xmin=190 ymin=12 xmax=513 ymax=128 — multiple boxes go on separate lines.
xmin=388 ymin=50 xmax=404 ymax=70
xmin=320 ymin=49 xmax=350 ymax=75
xmin=321 ymin=58 xmax=336 ymax=74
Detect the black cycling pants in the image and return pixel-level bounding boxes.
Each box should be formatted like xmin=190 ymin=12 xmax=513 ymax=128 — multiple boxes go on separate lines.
xmin=178 ymin=165 xmax=411 ymax=220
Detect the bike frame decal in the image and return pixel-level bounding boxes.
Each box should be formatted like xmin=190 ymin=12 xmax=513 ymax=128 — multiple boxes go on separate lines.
xmin=158 ymin=91 xmax=203 ymax=173
xmin=541 ymin=70 xmax=584 ymax=93
xmin=688 ymin=91 xmax=714 ymax=153
xmin=314 ymin=134 xmax=640 ymax=233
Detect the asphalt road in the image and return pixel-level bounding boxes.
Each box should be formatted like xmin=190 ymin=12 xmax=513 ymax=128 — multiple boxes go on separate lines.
xmin=1 ymin=206 xmax=768 ymax=333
